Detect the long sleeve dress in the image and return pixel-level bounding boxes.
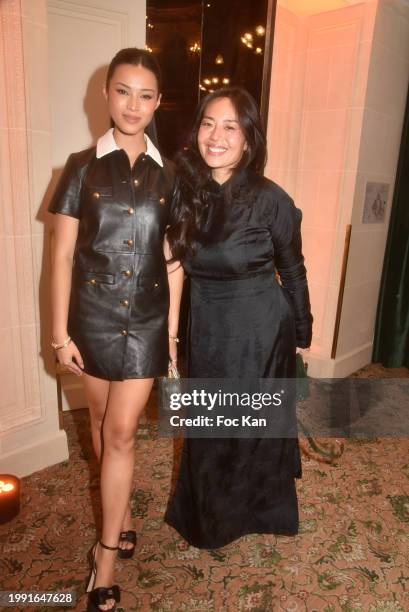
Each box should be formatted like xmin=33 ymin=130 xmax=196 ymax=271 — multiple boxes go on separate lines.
xmin=165 ymin=169 xmax=313 ymax=549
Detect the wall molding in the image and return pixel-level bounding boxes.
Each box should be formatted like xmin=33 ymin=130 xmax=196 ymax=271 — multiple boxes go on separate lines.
xmin=0 ymin=429 xmax=69 ymax=477
xmin=307 ymin=341 xmax=373 ymax=378
xmin=0 ymin=0 xmax=68 ymax=475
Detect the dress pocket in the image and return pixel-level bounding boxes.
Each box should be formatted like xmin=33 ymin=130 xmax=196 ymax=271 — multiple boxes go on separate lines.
xmin=137 ymin=276 xmax=162 ymax=291
xmin=145 ymin=190 xmax=167 ymax=206
xmin=82 ymin=271 xmax=116 ymax=285
xmin=86 ymin=186 xmax=113 ymax=200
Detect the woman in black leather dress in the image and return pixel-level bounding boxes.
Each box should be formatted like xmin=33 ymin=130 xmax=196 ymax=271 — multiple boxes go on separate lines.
xmin=166 ymin=87 xmax=312 ymax=549
xmin=49 ymin=49 xmax=183 ymax=611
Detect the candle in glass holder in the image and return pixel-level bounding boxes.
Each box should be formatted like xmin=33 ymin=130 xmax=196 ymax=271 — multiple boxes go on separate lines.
xmin=0 ymin=474 xmax=20 ymax=524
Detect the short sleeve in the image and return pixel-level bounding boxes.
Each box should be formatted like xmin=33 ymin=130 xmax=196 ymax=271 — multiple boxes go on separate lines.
xmin=48 ymin=154 xmax=82 ymax=219
xmin=269 ymin=194 xmax=313 ymax=348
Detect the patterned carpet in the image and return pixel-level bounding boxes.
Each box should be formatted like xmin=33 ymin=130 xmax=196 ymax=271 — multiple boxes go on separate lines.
xmin=1 ymin=364 xmax=409 ymax=612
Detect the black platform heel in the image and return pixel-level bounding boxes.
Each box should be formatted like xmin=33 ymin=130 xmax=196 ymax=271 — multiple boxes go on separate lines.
xmin=117 ymin=530 xmax=137 ymax=559
xmin=86 ymin=541 xmax=120 ymax=612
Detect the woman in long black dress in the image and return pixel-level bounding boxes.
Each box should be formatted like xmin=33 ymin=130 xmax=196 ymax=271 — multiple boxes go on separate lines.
xmin=165 ymin=87 xmax=312 ymax=549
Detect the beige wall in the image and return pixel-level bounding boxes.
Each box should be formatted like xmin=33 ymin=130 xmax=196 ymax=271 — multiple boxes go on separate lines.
xmin=338 ymin=0 xmax=409 ymax=374
xmin=266 ymin=0 xmax=409 ymax=377
xmin=0 ymin=0 xmax=68 ymax=476
xmin=47 ymin=0 xmax=146 ymax=410
xmin=0 ymin=0 xmax=147 ymax=476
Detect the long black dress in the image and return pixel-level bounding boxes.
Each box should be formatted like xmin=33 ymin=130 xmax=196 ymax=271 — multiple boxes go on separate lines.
xmin=165 ymin=170 xmax=313 ymax=548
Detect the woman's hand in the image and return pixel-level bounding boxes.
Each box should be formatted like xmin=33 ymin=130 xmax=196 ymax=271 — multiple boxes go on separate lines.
xmin=56 ymin=340 xmax=84 ymax=376
xmin=165 ymin=234 xmax=183 ymax=372
xmin=168 ymin=336 xmax=178 ymax=369
xmin=296 ymin=347 xmax=310 ymax=357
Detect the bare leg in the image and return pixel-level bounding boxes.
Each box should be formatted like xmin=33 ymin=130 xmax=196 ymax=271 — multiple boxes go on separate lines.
xmin=93 ymin=378 xmax=154 ymax=610
xmin=83 ymin=373 xmax=109 ymax=460
xmin=83 ymin=374 xmax=133 ymax=551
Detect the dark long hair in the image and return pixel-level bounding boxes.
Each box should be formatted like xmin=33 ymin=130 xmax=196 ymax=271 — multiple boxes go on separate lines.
xmin=167 ymin=87 xmax=267 ymax=261
xmin=106 ymin=47 xmax=161 ymax=92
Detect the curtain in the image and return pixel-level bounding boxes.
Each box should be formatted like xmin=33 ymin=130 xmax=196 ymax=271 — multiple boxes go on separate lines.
xmin=373 ymin=85 xmax=409 ymax=368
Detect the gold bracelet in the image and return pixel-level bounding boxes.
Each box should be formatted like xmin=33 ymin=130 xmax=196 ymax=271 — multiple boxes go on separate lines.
xmin=51 ymin=336 xmax=71 ymax=350
xmin=169 ymin=334 xmax=179 ymax=343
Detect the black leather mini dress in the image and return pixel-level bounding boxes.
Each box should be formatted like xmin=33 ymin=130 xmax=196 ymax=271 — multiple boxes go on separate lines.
xmin=48 ymin=131 xmax=175 ymax=381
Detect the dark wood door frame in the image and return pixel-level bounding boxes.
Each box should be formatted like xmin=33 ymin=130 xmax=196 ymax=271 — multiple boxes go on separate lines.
xmin=260 ymin=0 xmax=277 ymax=131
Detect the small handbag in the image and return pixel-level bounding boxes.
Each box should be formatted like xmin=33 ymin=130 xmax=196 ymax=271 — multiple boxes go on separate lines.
xmin=296 ymin=352 xmax=309 ymax=402
xmin=157 ymin=362 xmax=181 ymax=413
xmin=295 ymin=354 xmax=345 ymax=463
xmin=167 ymin=362 xmax=180 ymax=380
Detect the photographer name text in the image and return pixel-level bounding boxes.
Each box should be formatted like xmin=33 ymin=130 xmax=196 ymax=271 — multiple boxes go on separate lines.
xmin=170 ymin=415 xmax=267 ymax=428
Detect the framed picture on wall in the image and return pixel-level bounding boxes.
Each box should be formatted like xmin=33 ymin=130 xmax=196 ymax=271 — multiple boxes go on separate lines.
xmin=362 ymin=181 xmax=389 ymax=224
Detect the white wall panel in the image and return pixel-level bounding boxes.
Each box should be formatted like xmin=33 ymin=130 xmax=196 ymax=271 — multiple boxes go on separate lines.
xmin=47 ymin=0 xmax=146 ymax=409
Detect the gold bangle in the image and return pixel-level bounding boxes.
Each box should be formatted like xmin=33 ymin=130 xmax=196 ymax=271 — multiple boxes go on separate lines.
xmin=169 ymin=334 xmax=179 ymax=343
xmin=51 ymin=336 xmax=71 ymax=350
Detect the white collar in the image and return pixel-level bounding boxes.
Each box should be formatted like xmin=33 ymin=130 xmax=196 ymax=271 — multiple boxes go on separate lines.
xmin=96 ymin=127 xmax=163 ymax=167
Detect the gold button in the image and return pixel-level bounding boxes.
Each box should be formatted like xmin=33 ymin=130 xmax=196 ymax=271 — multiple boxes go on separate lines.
xmin=122 ymin=270 xmax=132 ymax=277
xmin=159 ymin=197 xmax=166 ymax=205
xmin=92 ymin=192 xmax=100 ymax=199
xmin=89 ymin=278 xmax=97 ymax=285
xmin=126 ymin=239 xmax=134 ymax=246
xmin=154 ymin=282 xmax=159 ymax=288
xmin=133 ymin=179 xmax=139 ymax=186
xmin=121 ymin=329 xmax=128 ymax=336
xmin=127 ymin=207 xmax=134 ymax=215
xmin=120 ymin=299 xmax=129 ymax=307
